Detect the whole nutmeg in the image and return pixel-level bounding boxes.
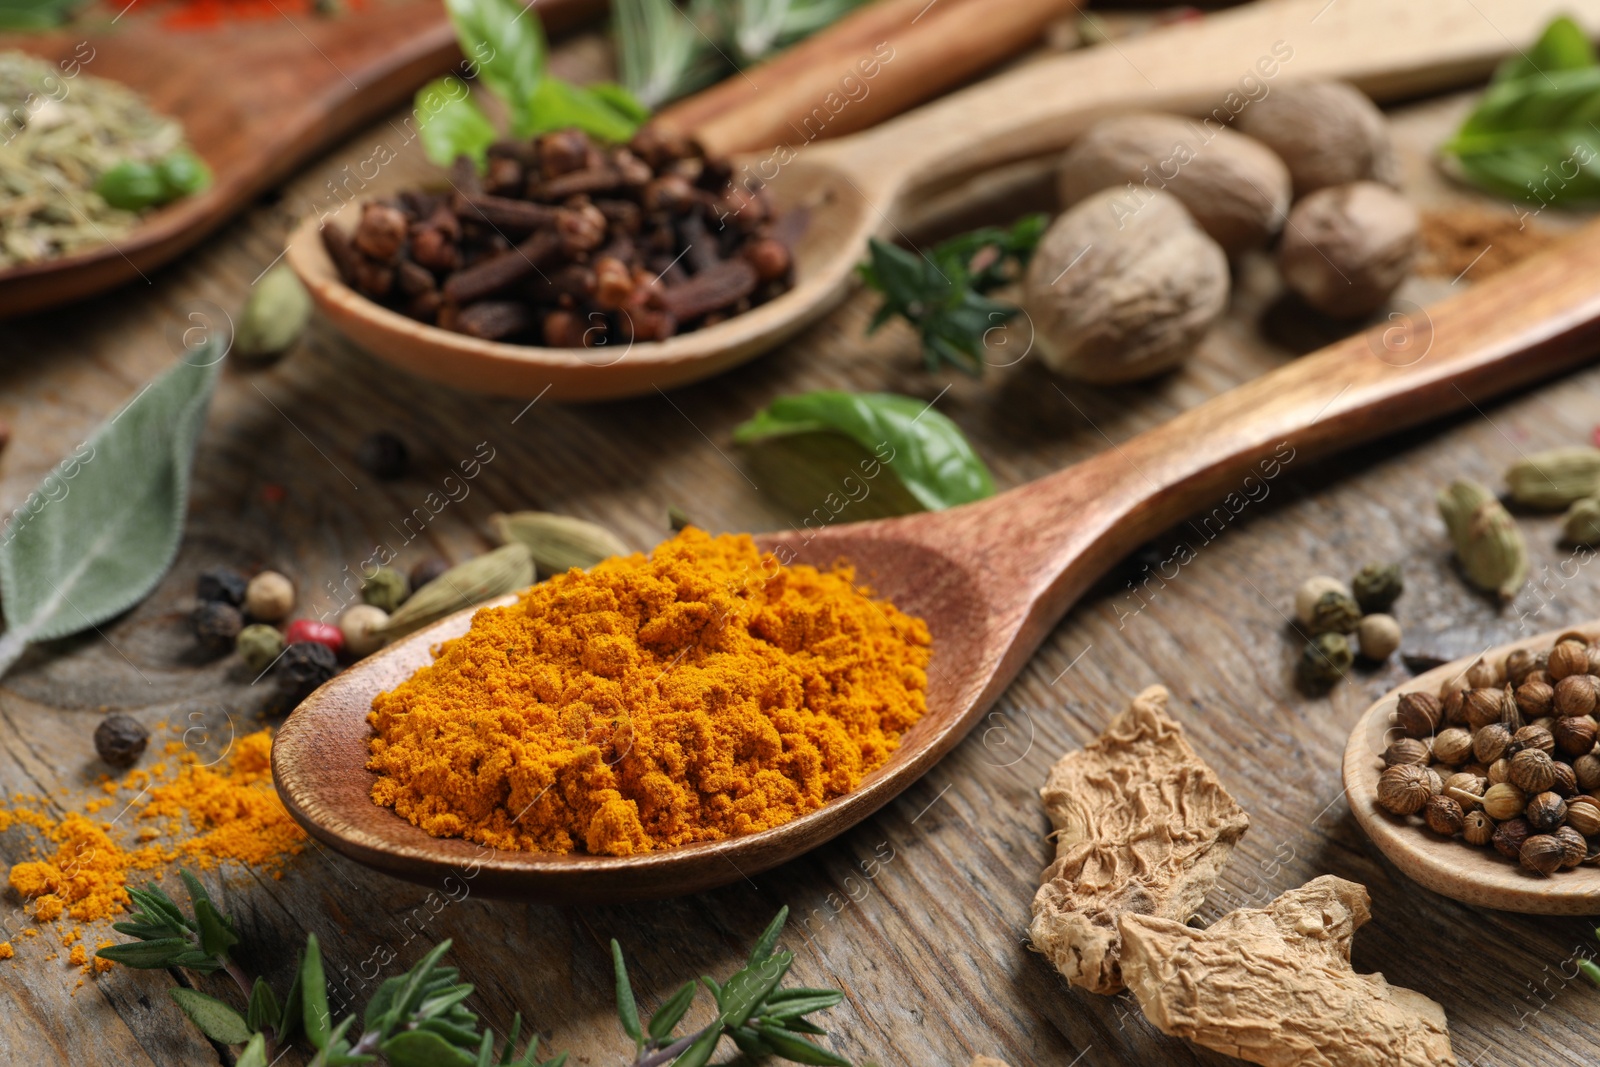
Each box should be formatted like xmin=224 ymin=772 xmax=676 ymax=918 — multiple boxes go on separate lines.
xmin=1356 ymin=613 xmax=1401 ymax=661
xmin=1554 ymin=825 xmax=1588 ymax=868
xmin=1057 ymin=113 xmax=1291 ymax=255
xmin=1279 ymin=190 xmax=1414 ymax=321
xmin=1377 ymin=763 xmax=1433 ymax=816
xmin=1472 ymin=722 xmax=1513 ymax=765
xmin=1551 ymin=760 xmax=1579 ymax=797
xmin=1394 ymin=692 xmax=1442 ymax=739
xmin=1350 ymin=561 xmax=1403 ymax=614
xmin=1493 ymin=816 xmax=1532 ymax=859
xmin=1464 ymin=687 xmax=1510 ymax=730
xmin=1465 ymin=657 xmax=1502 ymax=689
xmin=1423 ymin=794 xmax=1465 ymax=836
xmin=1482 ymin=782 xmax=1528 ymax=821
xmin=1521 ymin=833 xmax=1567 ymax=875
xmin=1506 ymin=648 xmax=1540 ymax=688
xmin=1555 ymin=673 xmax=1600 ymax=717
xmin=1509 ymin=748 xmax=1558 ymax=794
xmin=1516 ymin=679 xmax=1556 ymax=719
xmin=245 ymin=570 xmax=295 ymax=623
xmin=1525 ymin=791 xmax=1568 ymax=832
xmin=1432 ymin=727 xmax=1474 ymax=766
xmin=1488 ymin=758 xmax=1512 ymax=784
xmin=1382 ymin=737 xmax=1430 ymax=767
xmin=1514 ymin=724 xmax=1556 ymax=755
xmin=1554 ymin=714 xmax=1598 ymax=757
xmin=1463 ymin=809 xmax=1496 ymax=846
xmin=1575 ymin=753 xmax=1600 ymax=792
xmin=1295 ymin=576 xmax=1351 ymax=628
xmin=1021 ymin=188 xmax=1228 ymax=383
xmin=1566 ymin=795 xmax=1600 ymax=835
xmin=1548 ymin=639 xmax=1591 ymax=681
xmin=1232 ymin=80 xmax=1398 ymax=196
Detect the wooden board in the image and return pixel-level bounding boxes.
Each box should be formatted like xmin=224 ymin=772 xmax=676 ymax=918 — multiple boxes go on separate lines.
xmin=0 ymin=0 xmax=602 ymax=317
xmin=3 ymin=34 xmax=1600 ymax=1067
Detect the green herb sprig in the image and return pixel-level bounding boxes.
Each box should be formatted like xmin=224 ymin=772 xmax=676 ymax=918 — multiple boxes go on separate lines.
xmin=858 ymin=215 xmax=1047 ymax=376
xmin=1443 ymin=16 xmax=1600 ymax=204
xmin=100 ymin=875 xmax=851 ymax=1067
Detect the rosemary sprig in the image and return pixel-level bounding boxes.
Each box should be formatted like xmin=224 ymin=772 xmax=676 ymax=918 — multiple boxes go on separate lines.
xmin=99 ymin=875 xmax=851 ymax=1067
xmin=858 ymin=215 xmax=1048 ymax=376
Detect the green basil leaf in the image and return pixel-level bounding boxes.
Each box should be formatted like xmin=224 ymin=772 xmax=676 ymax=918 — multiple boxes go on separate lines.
xmin=416 ymin=77 xmax=499 ymax=170
xmin=646 ymin=980 xmax=697 ymax=1043
xmin=364 ymin=975 xmax=406 ymax=1032
xmin=754 ymin=1024 xmax=852 ymax=1066
xmin=444 ymin=0 xmax=545 ymax=137
xmin=734 ymin=391 xmax=995 ymax=511
xmin=586 ymin=82 xmax=652 ymax=124
xmin=246 ymin=977 xmax=281 ymax=1034
xmin=611 ymin=939 xmax=642 ymax=1045
xmin=170 ymin=988 xmax=253 ymax=1045
xmin=236 ymin=1032 xmax=270 ymax=1067
xmin=1494 ymin=15 xmax=1596 ymax=84
xmin=0 ymin=349 xmax=222 ymax=676
xmin=382 ymin=1030 xmax=479 ymax=1067
xmin=94 ymin=937 xmax=192 ymax=969
xmin=524 ymin=78 xmax=643 ymax=142
xmin=1445 ymin=68 xmax=1600 ymax=203
xmin=303 ymin=934 xmax=332 ymax=1050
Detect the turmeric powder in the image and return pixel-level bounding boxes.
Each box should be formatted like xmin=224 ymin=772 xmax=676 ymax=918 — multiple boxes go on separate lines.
xmin=368 ymin=528 xmax=932 ymax=856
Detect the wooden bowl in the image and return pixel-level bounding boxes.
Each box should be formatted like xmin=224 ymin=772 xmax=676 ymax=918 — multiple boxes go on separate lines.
xmin=1342 ymin=623 xmax=1600 ymax=914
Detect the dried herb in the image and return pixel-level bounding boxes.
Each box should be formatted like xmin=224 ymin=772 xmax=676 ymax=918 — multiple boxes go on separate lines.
xmin=730 ymin=0 xmax=869 ymax=64
xmin=733 ymin=390 xmax=995 ymax=511
xmin=614 ymin=0 xmax=725 ymax=110
xmin=859 ymin=216 xmax=1047 ymax=376
xmin=0 ymin=348 xmax=222 ymax=677
xmin=101 ymin=878 xmax=850 ymax=1067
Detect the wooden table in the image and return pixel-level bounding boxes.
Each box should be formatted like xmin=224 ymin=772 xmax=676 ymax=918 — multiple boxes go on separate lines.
xmin=3 ymin=33 xmax=1598 ymax=1066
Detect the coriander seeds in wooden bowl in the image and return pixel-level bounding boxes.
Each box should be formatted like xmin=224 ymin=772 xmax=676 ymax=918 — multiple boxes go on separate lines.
xmin=1343 ymin=623 xmax=1600 ymax=914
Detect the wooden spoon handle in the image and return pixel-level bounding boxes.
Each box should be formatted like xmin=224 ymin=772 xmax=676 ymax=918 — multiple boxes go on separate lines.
xmin=961 ymin=220 xmax=1600 ymax=650
xmin=814 ymin=0 xmax=1595 ymax=207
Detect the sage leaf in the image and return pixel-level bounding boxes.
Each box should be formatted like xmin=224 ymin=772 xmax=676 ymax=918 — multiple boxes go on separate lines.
xmin=170 ymin=988 xmax=253 ymax=1045
xmin=193 ymin=897 xmax=238 ymax=959
xmin=303 ymin=933 xmax=332 ymax=1050
xmin=733 ymin=391 xmax=995 ymax=511
xmin=443 ymin=0 xmax=545 ymax=138
xmin=415 ymin=76 xmax=499 ymax=171
xmin=382 ymin=1029 xmax=478 ymax=1067
xmin=247 ymin=977 xmax=281 ymax=1034
xmin=0 ymin=349 xmax=221 ymax=676
xmin=612 ymin=939 xmax=642 ymax=1046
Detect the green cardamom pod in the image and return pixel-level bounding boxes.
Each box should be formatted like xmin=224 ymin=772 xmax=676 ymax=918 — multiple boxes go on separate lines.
xmin=1505 ymin=446 xmax=1600 ymax=509
xmin=1437 ymin=479 xmax=1528 ymax=601
xmin=1564 ymin=496 xmax=1600 ymax=545
xmin=235 ymin=264 xmax=312 ymax=361
xmin=374 ymin=543 xmax=533 ymax=638
xmin=490 ymin=511 xmax=629 ymax=575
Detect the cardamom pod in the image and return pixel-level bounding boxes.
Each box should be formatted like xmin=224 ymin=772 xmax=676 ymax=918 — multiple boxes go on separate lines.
xmin=374 ymin=543 xmax=533 ymax=638
xmin=490 ymin=511 xmax=629 ymax=575
xmin=1505 ymin=446 xmax=1600 ymax=509
xmin=1564 ymin=496 xmax=1600 ymax=545
xmin=1437 ymin=479 xmax=1528 ymax=601
xmin=235 ymin=264 xmax=312 ymax=361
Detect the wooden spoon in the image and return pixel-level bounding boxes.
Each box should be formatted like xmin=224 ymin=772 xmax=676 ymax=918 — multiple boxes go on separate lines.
xmin=275 ymin=216 xmax=1600 ymax=902
xmin=1344 ymin=626 xmax=1600 ymax=915
xmin=286 ymin=0 xmax=1597 ymax=401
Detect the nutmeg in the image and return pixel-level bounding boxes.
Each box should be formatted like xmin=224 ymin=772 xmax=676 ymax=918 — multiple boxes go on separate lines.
xmin=1509 ymin=748 xmax=1557 ymax=794
xmin=1394 ymin=692 xmax=1442 ymax=739
xmin=1521 ymin=833 xmax=1567 ymax=875
xmin=1232 ymin=80 xmax=1398 ymax=196
xmin=1377 ymin=763 xmax=1433 ymax=816
xmin=1423 ymin=794 xmax=1465 ymax=836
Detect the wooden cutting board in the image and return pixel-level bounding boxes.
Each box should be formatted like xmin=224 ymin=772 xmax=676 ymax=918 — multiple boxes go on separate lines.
xmin=0 ymin=0 xmax=600 ymax=318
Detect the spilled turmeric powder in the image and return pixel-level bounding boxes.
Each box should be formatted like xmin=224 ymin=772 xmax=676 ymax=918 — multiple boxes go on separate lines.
xmin=0 ymin=728 xmax=305 ymax=972
xmin=368 ymin=528 xmax=931 ymax=856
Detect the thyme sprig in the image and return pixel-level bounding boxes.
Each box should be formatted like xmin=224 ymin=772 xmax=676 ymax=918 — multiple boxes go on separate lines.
xmin=858 ymin=215 xmax=1048 ymax=376
xmin=98 ymin=874 xmax=850 ymax=1067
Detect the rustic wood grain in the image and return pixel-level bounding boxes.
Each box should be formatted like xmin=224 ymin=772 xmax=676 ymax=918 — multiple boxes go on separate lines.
xmin=3 ymin=41 xmax=1600 ymax=1067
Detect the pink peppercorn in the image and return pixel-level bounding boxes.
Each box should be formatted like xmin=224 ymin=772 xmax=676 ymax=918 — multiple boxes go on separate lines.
xmin=284 ymin=619 xmax=344 ymax=656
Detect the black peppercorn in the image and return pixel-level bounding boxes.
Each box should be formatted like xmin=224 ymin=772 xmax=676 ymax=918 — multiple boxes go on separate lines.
xmin=409 ymin=556 xmax=450 ymax=590
xmin=357 ymin=432 xmax=409 ymax=480
xmin=192 ymin=601 xmax=244 ymax=656
xmin=93 ymin=712 xmax=148 ymax=767
xmin=196 ymin=567 xmax=248 ymax=606
xmin=276 ymin=641 xmax=339 ymax=708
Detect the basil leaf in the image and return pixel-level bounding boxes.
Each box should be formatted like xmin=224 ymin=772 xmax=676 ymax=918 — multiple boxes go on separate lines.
xmin=1444 ymin=68 xmax=1600 ymax=202
xmin=586 ymin=82 xmax=651 ymax=124
xmin=170 ymin=988 xmax=253 ymax=1045
xmin=416 ymin=77 xmax=499 ymax=170
xmin=524 ymin=78 xmax=644 ymax=142
xmin=0 ymin=349 xmax=221 ymax=676
xmin=444 ymin=0 xmax=546 ymax=137
xmin=1494 ymin=15 xmax=1595 ymax=84
xmin=734 ymin=391 xmax=996 ymax=511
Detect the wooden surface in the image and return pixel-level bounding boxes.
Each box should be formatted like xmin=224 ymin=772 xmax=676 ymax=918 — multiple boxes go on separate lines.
xmin=0 ymin=0 xmax=602 ymax=316
xmin=7 ymin=28 xmax=1600 ymax=1067
xmin=1345 ymin=623 xmax=1600 ymax=915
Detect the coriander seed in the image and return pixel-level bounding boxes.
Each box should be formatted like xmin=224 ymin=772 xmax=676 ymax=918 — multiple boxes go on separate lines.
xmin=1551 ymin=760 xmax=1579 ymax=796
xmin=93 ymin=712 xmax=148 ymax=768
xmin=1423 ymin=794 xmax=1464 ymax=836
xmin=1554 ymin=825 xmax=1588 ymax=868
xmin=1482 ymin=782 xmax=1527 ymax=820
xmin=1566 ymin=796 xmax=1600 ymax=835
xmin=1516 ymin=679 xmax=1556 ymax=719
xmin=1493 ymin=816 xmax=1532 ymax=859
xmin=1473 ymin=723 xmax=1513 ymax=765
xmin=1442 ymin=687 xmax=1469 ymax=727
xmin=1510 ymin=748 xmax=1557 ymax=793
xmin=1575 ymin=753 xmax=1600 ymax=792
xmin=1548 ymin=640 xmax=1590 ymax=681
xmin=1521 ymin=834 xmax=1566 ymax=875
xmin=1394 ymin=692 xmax=1442 ymax=738
xmin=245 ymin=570 xmax=295 ymax=622
xmin=1554 ymin=715 xmax=1598 ymax=756
xmin=1555 ymin=674 xmax=1600 ymax=717
xmin=1432 ymin=727 xmax=1474 ymax=766
xmin=1525 ymin=791 xmax=1568 ymax=832
xmin=1463 ymin=809 xmax=1495 ymax=846
xmin=1464 ymin=687 xmax=1509 ymax=730
xmin=1351 ymin=562 xmax=1403 ymax=613
xmin=1488 ymin=758 xmax=1511 ymax=784
xmin=1466 ymin=657 xmax=1501 ymax=689
xmin=1514 ymin=724 xmax=1555 ymax=755
xmin=1377 ymin=763 xmax=1433 ymax=816
xmin=1505 ymin=648 xmax=1539 ymax=688
xmin=1444 ymin=774 xmax=1485 ymax=800
xmin=1382 ymin=738 xmax=1430 ymax=767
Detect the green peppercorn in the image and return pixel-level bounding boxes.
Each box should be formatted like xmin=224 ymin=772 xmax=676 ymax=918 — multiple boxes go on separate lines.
xmin=1308 ymin=589 xmax=1362 ymax=635
xmin=157 ymin=149 xmax=211 ymax=199
xmin=95 ymin=161 xmax=164 ymax=211
xmin=1299 ymin=632 xmax=1354 ymax=689
xmin=1351 ymin=562 xmax=1403 ymax=614
xmin=236 ymin=623 xmax=286 ymax=674
xmin=362 ymin=566 xmax=410 ymax=612
xmin=94 ymin=713 xmax=148 ymax=768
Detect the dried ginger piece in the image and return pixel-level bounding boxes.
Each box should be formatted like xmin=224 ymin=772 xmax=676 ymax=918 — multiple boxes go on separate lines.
xmin=1029 ymin=685 xmax=1248 ymax=995
xmin=1119 ymin=875 xmax=1456 ymax=1067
